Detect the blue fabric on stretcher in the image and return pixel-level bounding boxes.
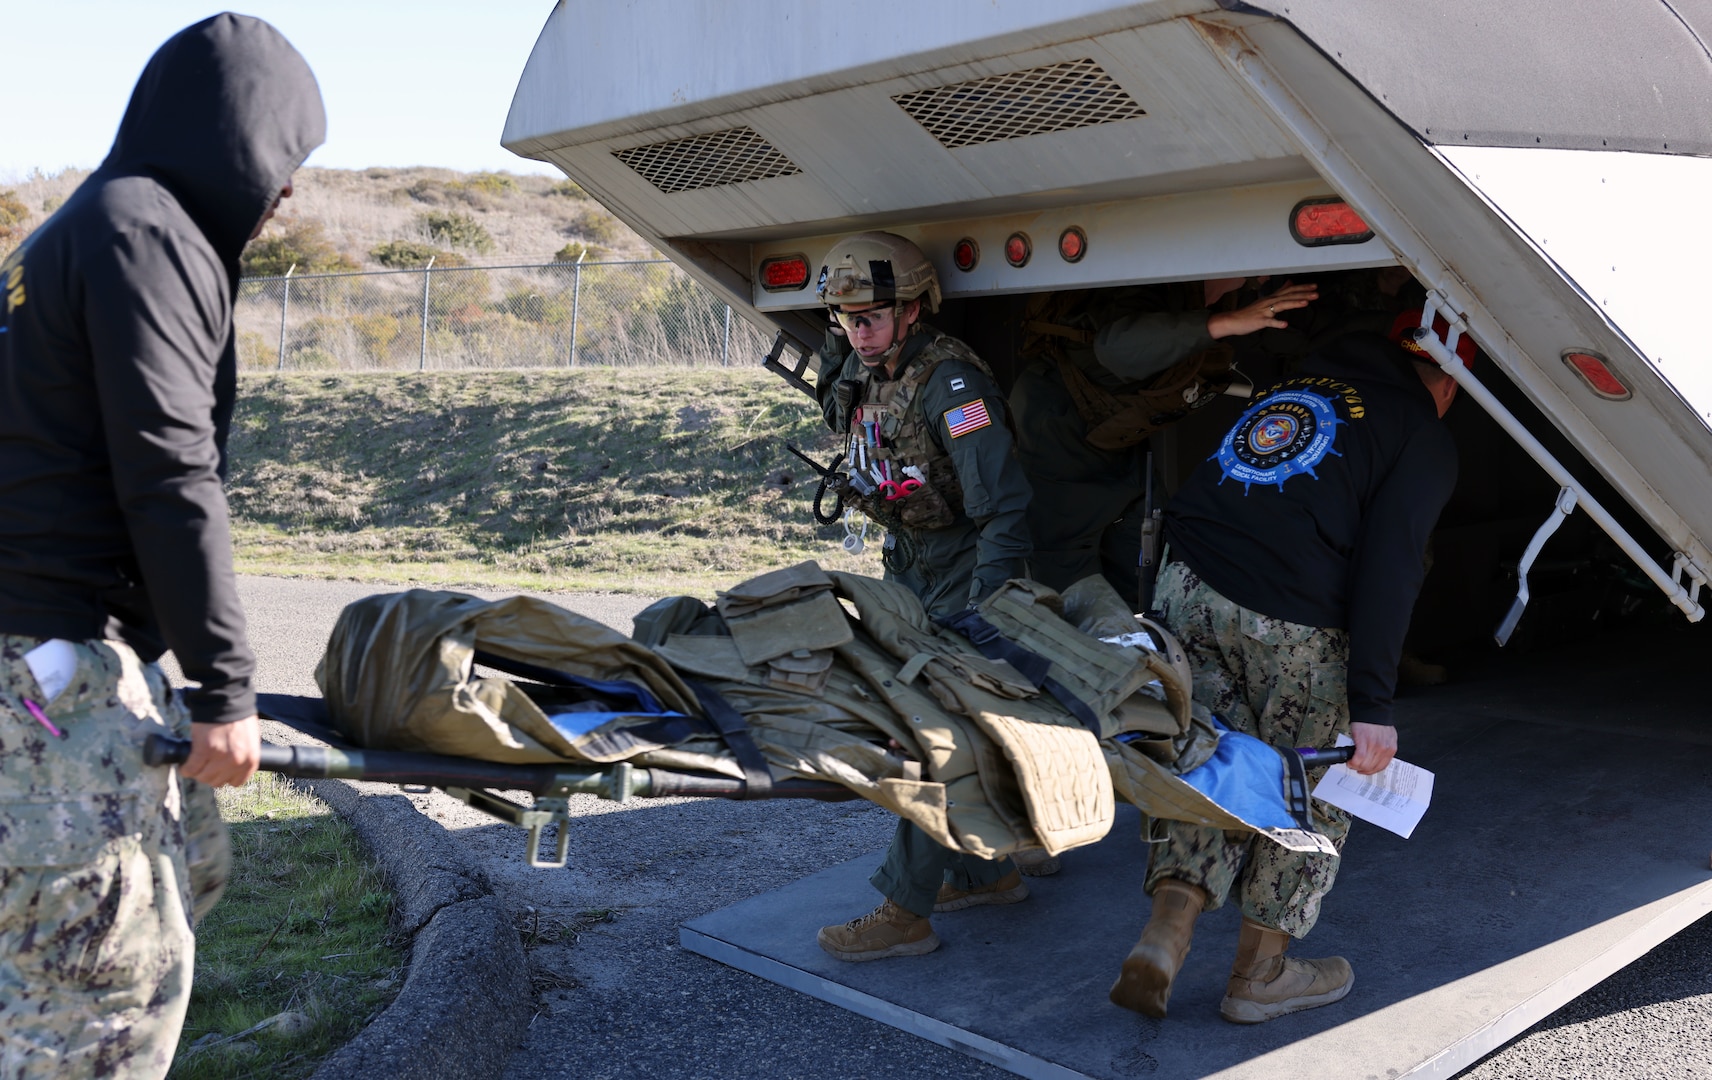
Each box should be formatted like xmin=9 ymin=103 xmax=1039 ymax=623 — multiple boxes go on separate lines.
xmin=1168 ymin=718 xmax=1297 ymax=830
xmin=538 ymin=673 xmax=683 ymax=741
xmin=545 ymin=709 xmax=687 ymax=739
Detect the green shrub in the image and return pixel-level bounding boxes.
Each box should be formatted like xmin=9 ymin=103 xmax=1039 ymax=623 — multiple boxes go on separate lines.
xmin=0 ymin=189 xmax=26 ymax=229
xmin=465 ymin=172 xmax=518 ymax=196
xmin=369 ymin=240 xmax=464 ymax=269
xmin=417 ymin=211 xmax=494 ymax=254
xmin=0 ymin=189 xmax=27 ymax=258
xmin=546 ymin=179 xmax=585 ymax=198
xmin=236 ymin=330 xmax=275 ymax=371
xmin=568 ymin=207 xmax=623 ymax=246
xmin=242 ymin=219 xmax=358 ymax=278
xmin=553 ymin=242 xmax=611 ymax=263
xmin=502 ymin=286 xmax=573 ymax=325
xmin=352 ymin=313 xmax=404 ymax=359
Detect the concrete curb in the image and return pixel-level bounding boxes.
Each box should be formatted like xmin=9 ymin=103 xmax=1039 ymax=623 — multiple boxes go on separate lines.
xmin=291 ymin=777 xmax=531 ymax=1080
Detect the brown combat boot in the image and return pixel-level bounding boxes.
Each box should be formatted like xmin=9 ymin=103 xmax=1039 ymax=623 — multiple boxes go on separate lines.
xmin=1108 ymin=879 xmax=1208 ymax=1018
xmin=1219 ymin=918 xmax=1353 ymax=1024
xmin=817 ymin=900 xmax=940 ymax=961
xmin=933 ymin=868 xmax=1030 ymax=911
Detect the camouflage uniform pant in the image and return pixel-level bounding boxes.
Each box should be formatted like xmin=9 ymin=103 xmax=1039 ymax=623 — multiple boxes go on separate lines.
xmin=1144 ymin=561 xmax=1352 ymax=939
xmin=0 ymin=635 xmax=228 ymax=1080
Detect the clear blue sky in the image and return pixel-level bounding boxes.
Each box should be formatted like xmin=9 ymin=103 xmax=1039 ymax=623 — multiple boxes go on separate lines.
xmin=4 ymin=2 xmax=562 ymax=179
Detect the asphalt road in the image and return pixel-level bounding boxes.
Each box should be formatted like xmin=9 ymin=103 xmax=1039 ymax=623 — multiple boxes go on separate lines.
xmin=220 ymin=575 xmax=1712 ymax=1080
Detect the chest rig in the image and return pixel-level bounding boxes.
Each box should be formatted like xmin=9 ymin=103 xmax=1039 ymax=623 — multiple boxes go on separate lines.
xmin=1022 ymin=289 xmax=1241 ymax=451
xmin=834 ymin=333 xmax=993 ymax=533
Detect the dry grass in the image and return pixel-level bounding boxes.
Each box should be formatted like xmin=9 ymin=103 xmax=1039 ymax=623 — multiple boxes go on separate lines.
xmin=266 ymin=166 xmax=647 ymax=268
xmin=0 ymin=165 xmax=647 ymax=268
xmin=227 ymin=368 xmax=881 ymax=593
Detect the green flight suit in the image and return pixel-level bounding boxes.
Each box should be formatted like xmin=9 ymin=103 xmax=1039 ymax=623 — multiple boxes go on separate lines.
xmin=1011 ymin=284 xmax=1214 ymax=598
xmin=816 ymin=324 xmax=1033 ymax=619
xmin=816 ymin=320 xmax=1034 ymax=915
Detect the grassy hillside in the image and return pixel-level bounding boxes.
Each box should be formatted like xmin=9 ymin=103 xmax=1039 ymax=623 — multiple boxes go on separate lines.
xmin=0 ymin=165 xmax=647 ymax=269
xmin=228 ymin=369 xmax=880 ymax=595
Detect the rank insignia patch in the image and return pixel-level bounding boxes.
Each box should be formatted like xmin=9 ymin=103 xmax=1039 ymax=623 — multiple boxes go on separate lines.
xmin=944 ymin=400 xmax=992 ymax=438
xmin=948 ymin=376 xmax=967 ymax=392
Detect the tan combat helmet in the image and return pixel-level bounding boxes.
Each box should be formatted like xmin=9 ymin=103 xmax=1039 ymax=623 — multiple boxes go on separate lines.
xmin=816 ymin=232 xmax=942 ymax=314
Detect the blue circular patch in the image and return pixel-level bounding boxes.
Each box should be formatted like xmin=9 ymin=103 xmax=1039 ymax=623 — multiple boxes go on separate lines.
xmin=1214 ymin=389 xmax=1344 ymax=492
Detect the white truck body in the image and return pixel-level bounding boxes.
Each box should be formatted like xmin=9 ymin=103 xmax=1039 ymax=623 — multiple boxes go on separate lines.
xmin=503 ymin=4 xmax=1712 ymax=1075
xmin=503 ymin=0 xmax=1712 ymax=617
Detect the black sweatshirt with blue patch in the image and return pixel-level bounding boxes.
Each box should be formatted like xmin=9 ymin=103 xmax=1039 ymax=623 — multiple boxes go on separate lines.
xmin=1163 ymin=331 xmax=1459 ymax=728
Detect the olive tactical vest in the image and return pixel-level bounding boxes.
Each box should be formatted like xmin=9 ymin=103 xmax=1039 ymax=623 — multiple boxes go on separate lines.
xmin=1022 ymin=290 xmax=1239 ymax=450
xmin=835 ymin=331 xmax=998 ymax=532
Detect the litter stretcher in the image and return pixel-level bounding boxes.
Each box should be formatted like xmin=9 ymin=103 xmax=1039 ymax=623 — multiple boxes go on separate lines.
xmin=147 ymin=563 xmax=1357 ymax=868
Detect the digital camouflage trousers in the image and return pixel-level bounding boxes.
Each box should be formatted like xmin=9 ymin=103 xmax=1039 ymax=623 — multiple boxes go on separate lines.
xmin=1144 ymin=560 xmax=1352 ymax=938
xmin=0 ymin=635 xmax=229 ymax=1080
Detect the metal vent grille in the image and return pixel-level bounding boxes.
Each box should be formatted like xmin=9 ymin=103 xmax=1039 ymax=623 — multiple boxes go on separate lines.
xmin=612 ymin=127 xmax=801 ymax=194
xmin=893 ymin=59 xmax=1146 ymax=149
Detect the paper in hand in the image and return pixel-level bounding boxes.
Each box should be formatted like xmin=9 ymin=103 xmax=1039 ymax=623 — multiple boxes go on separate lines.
xmin=1312 ymin=734 xmax=1434 ymax=839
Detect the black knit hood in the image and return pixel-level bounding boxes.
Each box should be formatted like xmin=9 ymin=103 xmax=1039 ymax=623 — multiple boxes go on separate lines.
xmin=100 ymin=12 xmax=325 ymax=273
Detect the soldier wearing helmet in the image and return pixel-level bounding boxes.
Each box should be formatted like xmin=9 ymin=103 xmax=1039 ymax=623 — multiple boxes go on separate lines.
xmin=809 ymin=232 xmax=1038 ymax=962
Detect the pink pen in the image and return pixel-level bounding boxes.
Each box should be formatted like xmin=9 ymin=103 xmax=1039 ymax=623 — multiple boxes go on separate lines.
xmin=23 ymin=699 xmax=64 ymax=739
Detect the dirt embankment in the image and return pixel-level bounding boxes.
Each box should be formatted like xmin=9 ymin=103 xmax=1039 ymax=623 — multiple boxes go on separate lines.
xmin=228 ymin=368 xmax=877 ymax=594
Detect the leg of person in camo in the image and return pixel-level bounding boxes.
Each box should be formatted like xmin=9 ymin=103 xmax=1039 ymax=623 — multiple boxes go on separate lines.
xmin=0 ymin=636 xmax=230 ymax=1080
xmin=1108 ymin=561 xmax=1356 ymax=1023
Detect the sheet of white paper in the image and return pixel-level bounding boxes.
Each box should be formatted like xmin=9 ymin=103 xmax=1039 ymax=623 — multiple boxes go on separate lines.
xmin=1311 ymin=733 xmax=1435 ymax=839
xmin=1100 ymin=630 xmax=1161 ymax=652
xmin=23 ymin=639 xmax=78 ymax=704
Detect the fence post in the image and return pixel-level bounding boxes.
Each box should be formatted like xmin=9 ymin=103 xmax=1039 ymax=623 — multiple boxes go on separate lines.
xmin=276 ymin=263 xmax=295 ymax=371
xmin=568 ymin=250 xmax=585 ymax=367
xmin=418 ymin=255 xmax=434 ymax=371
xmin=721 ymin=304 xmax=732 ymax=367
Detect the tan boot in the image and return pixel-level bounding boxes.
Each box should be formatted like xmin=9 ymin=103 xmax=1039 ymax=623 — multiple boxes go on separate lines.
xmin=933 ymin=868 xmax=1030 ymax=912
xmin=1219 ymin=918 xmax=1353 ymax=1024
xmin=1012 ymin=848 xmax=1062 ymax=877
xmin=1108 ymin=879 xmax=1208 ymax=1018
xmin=816 ymin=899 xmax=940 ymax=961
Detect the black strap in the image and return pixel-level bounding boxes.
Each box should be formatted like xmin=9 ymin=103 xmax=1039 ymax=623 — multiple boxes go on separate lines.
xmin=936 ymin=609 xmax=1103 ymax=736
xmin=1279 ymin=744 xmax=1315 ymax=832
xmin=683 ymin=680 xmax=774 ymax=798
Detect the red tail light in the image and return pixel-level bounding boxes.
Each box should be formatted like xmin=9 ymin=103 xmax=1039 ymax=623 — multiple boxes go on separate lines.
xmin=759 ymin=254 xmax=810 ymax=292
xmin=953 ymin=238 xmax=979 ymax=272
xmin=1004 ymin=232 xmax=1032 ymax=268
xmin=1563 ymin=351 xmax=1631 ymax=401
xmin=1289 ymin=197 xmax=1374 ymax=247
xmin=1058 ymin=226 xmax=1087 ymax=263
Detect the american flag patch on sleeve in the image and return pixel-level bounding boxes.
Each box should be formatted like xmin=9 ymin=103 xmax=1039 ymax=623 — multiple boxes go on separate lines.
xmin=943 ymin=399 xmax=992 ymax=438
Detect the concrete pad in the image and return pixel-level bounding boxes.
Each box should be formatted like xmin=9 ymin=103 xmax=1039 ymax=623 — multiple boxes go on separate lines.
xmin=683 ymin=655 xmax=1712 ymax=1079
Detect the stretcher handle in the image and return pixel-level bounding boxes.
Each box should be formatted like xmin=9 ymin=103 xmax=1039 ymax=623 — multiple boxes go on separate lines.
xmin=144 ymin=734 xmax=299 ymax=771
xmin=140 ymin=734 xmax=858 ymax=802
xmin=1293 ymin=745 xmax=1356 ymax=768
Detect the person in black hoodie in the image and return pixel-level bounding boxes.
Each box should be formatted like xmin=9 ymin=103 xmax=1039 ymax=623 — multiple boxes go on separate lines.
xmin=0 ymin=15 xmax=323 ymax=1077
xmin=1106 ymin=311 xmax=1468 ymax=1026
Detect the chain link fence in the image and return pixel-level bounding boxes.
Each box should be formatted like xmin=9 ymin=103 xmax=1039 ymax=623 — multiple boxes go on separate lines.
xmin=235 ymin=259 xmax=777 ymax=371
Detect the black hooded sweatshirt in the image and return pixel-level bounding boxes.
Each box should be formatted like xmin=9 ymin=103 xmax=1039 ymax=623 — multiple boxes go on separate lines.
xmin=0 ymin=15 xmax=325 ymax=724
xmin=1163 ymin=331 xmax=1458 ymax=729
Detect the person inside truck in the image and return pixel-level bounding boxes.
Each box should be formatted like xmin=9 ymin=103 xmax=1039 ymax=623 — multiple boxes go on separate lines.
xmin=806 ymin=231 xmax=1040 ymax=961
xmin=1009 ymin=278 xmax=1317 ymax=604
xmin=1106 ymin=309 xmax=1472 ymax=1025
